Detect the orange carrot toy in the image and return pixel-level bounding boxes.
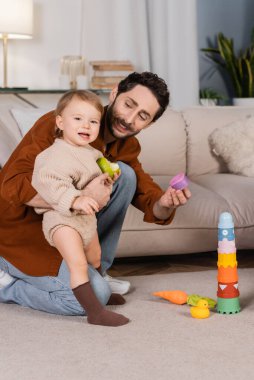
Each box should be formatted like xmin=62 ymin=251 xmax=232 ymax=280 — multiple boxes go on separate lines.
xmin=153 ymin=290 xmax=216 ymax=308
xmin=153 ymin=290 xmax=188 ymax=305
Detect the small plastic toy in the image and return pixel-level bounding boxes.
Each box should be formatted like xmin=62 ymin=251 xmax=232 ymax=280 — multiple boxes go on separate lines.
xmin=169 ymin=172 xmax=189 ymax=190
xmin=216 ymin=212 xmax=241 ymax=314
xmin=190 ymin=299 xmax=210 ymax=319
xmin=153 ymin=290 xmax=187 ymax=305
xmin=187 ymin=294 xmax=216 ymax=308
xmin=97 ymin=157 xmax=121 ymax=178
xmin=153 ymin=290 xmax=216 ymax=308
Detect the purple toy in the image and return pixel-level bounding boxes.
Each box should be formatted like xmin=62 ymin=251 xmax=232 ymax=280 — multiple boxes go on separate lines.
xmin=170 ymin=173 xmax=189 ymax=190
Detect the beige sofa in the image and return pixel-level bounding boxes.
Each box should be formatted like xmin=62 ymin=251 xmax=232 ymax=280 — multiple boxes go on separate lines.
xmin=1 ymin=93 xmax=254 ymax=258
xmin=119 ymin=106 xmax=254 ymax=257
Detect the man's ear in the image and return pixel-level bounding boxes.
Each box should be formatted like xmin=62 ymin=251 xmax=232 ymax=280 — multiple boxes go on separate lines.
xmin=56 ymin=115 xmax=63 ymax=130
xmin=109 ymin=85 xmax=118 ymax=103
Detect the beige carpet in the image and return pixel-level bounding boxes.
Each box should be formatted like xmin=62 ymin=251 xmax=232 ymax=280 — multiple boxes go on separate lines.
xmin=1 ymin=268 xmax=254 ymax=380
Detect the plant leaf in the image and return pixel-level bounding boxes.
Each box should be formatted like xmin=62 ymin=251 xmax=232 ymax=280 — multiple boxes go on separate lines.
xmin=200 ymin=28 xmax=254 ymax=98
xmin=241 ymin=58 xmax=253 ymax=96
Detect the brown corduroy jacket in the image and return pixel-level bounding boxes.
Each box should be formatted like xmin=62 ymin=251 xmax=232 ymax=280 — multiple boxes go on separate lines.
xmin=0 ymin=109 xmax=175 ymax=276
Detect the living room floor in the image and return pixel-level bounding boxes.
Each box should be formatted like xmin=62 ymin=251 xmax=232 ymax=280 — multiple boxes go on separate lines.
xmin=108 ymin=250 xmax=254 ymax=277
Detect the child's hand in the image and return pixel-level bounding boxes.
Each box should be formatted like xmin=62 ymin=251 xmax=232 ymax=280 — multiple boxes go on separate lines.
xmin=104 ymin=174 xmax=114 ymax=186
xmin=112 ymin=170 xmax=121 ymax=182
xmin=72 ymin=195 xmax=99 ymax=215
xmin=82 ymin=173 xmax=112 ymax=209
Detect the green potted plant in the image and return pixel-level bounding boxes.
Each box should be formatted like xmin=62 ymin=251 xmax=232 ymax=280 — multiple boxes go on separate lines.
xmin=199 ymin=87 xmax=224 ymax=106
xmin=201 ymin=28 xmax=254 ymax=105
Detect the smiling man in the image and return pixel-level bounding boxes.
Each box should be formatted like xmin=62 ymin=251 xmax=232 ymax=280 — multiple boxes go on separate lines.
xmin=106 ymin=84 xmax=159 ymax=138
xmin=0 ymin=72 xmax=191 ymax=317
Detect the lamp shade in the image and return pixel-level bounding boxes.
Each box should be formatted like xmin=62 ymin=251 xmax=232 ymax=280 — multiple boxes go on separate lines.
xmin=0 ymin=0 xmax=33 ymax=39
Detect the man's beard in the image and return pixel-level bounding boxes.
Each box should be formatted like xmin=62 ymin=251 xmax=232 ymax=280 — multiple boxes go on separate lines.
xmin=106 ymin=103 xmax=139 ymax=139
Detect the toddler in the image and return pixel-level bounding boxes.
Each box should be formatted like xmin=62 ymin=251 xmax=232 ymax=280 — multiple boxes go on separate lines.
xmin=32 ymin=90 xmax=129 ymax=326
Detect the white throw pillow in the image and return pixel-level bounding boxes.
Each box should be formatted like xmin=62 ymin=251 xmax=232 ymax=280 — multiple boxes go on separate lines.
xmin=209 ymin=116 xmax=254 ymax=177
xmin=10 ymin=108 xmax=49 ymax=137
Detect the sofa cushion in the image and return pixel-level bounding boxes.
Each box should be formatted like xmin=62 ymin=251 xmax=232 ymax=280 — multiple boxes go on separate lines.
xmin=0 ymin=118 xmax=20 ymax=168
xmin=0 ymin=95 xmax=43 ymax=168
xmin=209 ymin=116 xmax=254 ymax=177
xmin=192 ymin=173 xmax=254 ymax=228
xmin=183 ymin=107 xmax=254 ymax=177
xmin=0 ymin=106 xmax=23 ymax=143
xmin=10 ymin=107 xmax=49 ymax=137
xmin=0 ymin=106 xmax=49 ymax=168
xmin=137 ymin=108 xmax=186 ymax=176
xmin=117 ymin=175 xmax=230 ymax=256
xmin=117 ymin=173 xmax=254 ymax=257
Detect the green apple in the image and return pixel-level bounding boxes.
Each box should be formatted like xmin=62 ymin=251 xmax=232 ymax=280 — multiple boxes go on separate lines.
xmin=97 ymin=157 xmax=120 ymax=178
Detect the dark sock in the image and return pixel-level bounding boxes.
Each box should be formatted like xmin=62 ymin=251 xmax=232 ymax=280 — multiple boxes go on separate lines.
xmin=107 ymin=293 xmax=126 ymax=305
xmin=72 ymin=282 xmax=129 ymax=327
xmin=95 ymin=267 xmax=125 ymax=305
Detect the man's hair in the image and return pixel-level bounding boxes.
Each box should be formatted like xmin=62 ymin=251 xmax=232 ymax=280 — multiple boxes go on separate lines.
xmin=55 ymin=90 xmax=104 ymax=138
xmin=117 ymin=72 xmax=170 ymax=122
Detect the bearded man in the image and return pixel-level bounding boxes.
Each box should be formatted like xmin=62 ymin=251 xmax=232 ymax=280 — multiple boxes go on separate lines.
xmin=0 ymin=72 xmax=191 ymax=316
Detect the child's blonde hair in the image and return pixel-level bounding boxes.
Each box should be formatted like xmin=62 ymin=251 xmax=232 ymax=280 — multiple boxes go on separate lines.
xmin=55 ymin=90 xmax=104 ymax=138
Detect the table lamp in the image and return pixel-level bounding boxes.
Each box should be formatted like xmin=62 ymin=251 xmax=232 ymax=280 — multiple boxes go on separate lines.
xmin=0 ymin=0 xmax=33 ymax=89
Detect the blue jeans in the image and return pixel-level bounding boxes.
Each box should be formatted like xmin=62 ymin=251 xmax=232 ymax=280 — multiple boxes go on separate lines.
xmin=0 ymin=162 xmax=137 ymax=315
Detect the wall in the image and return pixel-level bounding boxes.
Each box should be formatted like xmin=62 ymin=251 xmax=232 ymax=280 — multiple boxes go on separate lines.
xmin=81 ymin=0 xmax=199 ymax=109
xmin=2 ymin=0 xmax=252 ymax=99
xmin=0 ymin=0 xmax=82 ymax=89
xmin=0 ymin=0 xmax=151 ymax=90
xmin=0 ymin=0 xmax=199 ymax=110
xmin=0 ymin=0 xmax=152 ymax=89
xmin=198 ymin=0 xmax=254 ymax=98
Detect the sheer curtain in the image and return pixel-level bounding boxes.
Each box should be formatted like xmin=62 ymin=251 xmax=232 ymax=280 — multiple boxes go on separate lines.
xmin=81 ymin=0 xmax=199 ymax=109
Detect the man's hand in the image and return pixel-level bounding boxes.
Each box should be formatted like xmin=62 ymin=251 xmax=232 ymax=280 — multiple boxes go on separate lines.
xmin=153 ymin=187 xmax=191 ymax=220
xmin=81 ymin=173 xmax=112 ymax=209
xmin=159 ymin=186 xmax=191 ymax=208
xmin=72 ymin=195 xmax=100 ymax=215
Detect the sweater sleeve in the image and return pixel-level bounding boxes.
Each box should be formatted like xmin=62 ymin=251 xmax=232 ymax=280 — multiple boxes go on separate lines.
xmin=0 ymin=111 xmax=56 ymax=206
xmin=32 ymin=151 xmax=81 ymax=216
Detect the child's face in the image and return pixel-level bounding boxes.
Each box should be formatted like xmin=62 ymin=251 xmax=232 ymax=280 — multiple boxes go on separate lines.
xmin=56 ymin=97 xmax=101 ymax=146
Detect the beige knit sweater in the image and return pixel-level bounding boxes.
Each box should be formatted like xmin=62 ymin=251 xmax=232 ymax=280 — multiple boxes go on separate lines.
xmin=32 ymin=138 xmax=103 ymax=216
